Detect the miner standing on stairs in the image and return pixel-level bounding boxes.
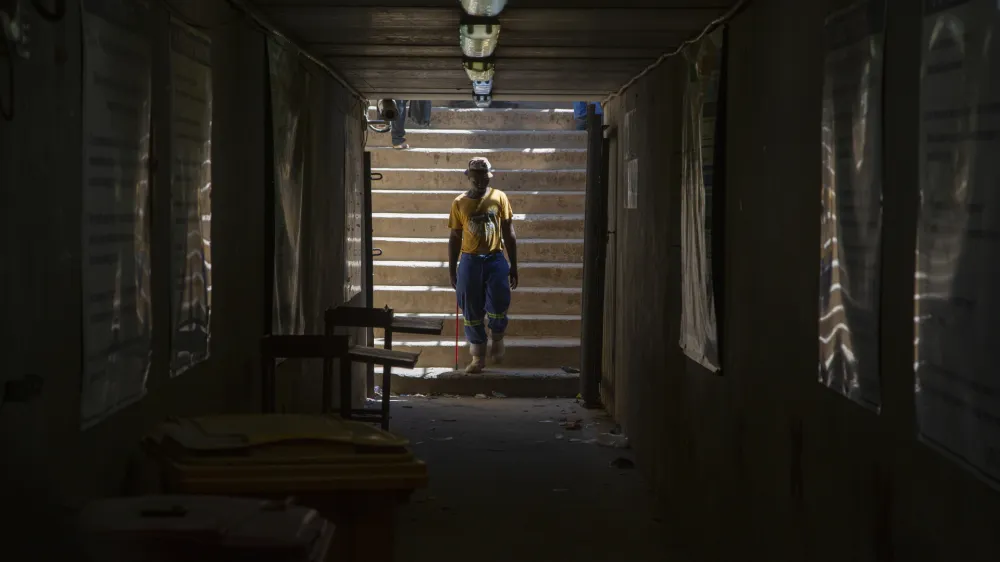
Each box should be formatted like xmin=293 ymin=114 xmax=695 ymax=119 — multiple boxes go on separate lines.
xmin=448 ymin=157 xmax=519 ymax=374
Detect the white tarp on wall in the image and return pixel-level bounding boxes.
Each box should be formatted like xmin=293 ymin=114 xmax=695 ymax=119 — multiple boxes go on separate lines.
xmin=80 ymin=0 xmax=153 ymax=427
xmin=168 ymin=19 xmax=213 ymax=376
xmin=679 ymin=29 xmax=723 ymax=373
xmin=916 ymin=0 xmax=1000 ymax=489
xmin=268 ymin=40 xmax=309 ymax=336
xmin=818 ymin=0 xmax=886 ymax=411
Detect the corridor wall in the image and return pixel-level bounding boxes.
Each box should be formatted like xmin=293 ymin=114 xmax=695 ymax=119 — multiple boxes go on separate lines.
xmin=0 ymin=3 xmax=365 ymax=552
xmin=602 ymin=0 xmax=1000 ymax=560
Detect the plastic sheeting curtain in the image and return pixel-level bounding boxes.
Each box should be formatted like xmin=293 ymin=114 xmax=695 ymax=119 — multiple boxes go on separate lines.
xmin=168 ymin=19 xmax=213 ymax=376
xmin=266 ymin=39 xmax=367 ymax=410
xmin=679 ymin=29 xmax=723 ymax=373
xmin=916 ymin=0 xmax=1000 ymax=489
xmin=268 ymin=40 xmax=309 ymax=336
xmin=818 ymin=0 xmax=885 ymax=411
xmin=343 ymin=102 xmax=364 ymax=304
xmin=79 ymin=0 xmax=153 ymax=428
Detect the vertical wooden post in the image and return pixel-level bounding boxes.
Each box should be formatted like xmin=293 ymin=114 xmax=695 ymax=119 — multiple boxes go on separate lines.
xmin=580 ymin=104 xmax=608 ymax=408
xmin=363 ymin=151 xmax=376 ymax=396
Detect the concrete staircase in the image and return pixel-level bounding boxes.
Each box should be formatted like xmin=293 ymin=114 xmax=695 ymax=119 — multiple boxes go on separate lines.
xmin=367 ymin=104 xmax=585 ymax=397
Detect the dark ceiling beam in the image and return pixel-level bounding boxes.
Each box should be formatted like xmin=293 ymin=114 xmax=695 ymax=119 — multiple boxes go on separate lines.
xmin=252 ymin=0 xmax=740 ymax=97
xmin=261 ymin=7 xmax=726 ymax=33
xmin=328 ymin=56 xmax=652 ymax=73
xmin=262 ymin=28 xmax=706 ymax=48
xmin=362 ymin=89 xmax=610 ymax=100
xmin=343 ymin=77 xmax=631 ymax=89
xmin=253 ymin=1 xmax=733 ymax=8
xmin=312 ymin=44 xmax=669 ymax=59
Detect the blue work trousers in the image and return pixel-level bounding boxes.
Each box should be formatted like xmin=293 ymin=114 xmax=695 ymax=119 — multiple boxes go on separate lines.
xmin=457 ymin=252 xmax=511 ymax=345
xmin=391 ymin=99 xmax=408 ymax=145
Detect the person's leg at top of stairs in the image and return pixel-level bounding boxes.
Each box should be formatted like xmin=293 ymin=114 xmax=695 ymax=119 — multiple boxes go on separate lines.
xmin=391 ymin=99 xmax=409 ymax=149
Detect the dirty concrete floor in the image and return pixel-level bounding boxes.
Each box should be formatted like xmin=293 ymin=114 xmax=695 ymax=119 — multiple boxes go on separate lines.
xmin=389 ymin=396 xmax=681 ymax=562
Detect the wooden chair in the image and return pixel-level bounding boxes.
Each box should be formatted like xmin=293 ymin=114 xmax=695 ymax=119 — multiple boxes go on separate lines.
xmin=260 ymin=334 xmax=350 ymax=414
xmin=259 ymin=325 xmax=419 ymax=423
xmin=325 ymin=305 xmax=442 ymax=429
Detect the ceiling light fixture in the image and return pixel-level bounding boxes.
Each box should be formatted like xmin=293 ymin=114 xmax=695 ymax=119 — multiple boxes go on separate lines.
xmin=459 ymin=0 xmax=507 ymax=17
xmin=474 ymin=92 xmax=493 ymax=108
xmin=472 ymin=79 xmax=493 ymax=96
xmin=459 ymin=17 xmax=500 ymax=58
xmin=463 ymin=57 xmax=495 ymax=81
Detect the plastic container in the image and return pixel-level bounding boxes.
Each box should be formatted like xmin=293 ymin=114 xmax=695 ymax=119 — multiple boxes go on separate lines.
xmin=142 ymin=415 xmax=428 ymax=562
xmin=78 ymin=495 xmax=334 ymax=562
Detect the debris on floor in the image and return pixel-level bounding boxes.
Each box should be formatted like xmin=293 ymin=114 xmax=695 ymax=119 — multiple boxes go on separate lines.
xmin=491 ymin=391 xmax=507 ymax=398
xmin=560 ymin=419 xmax=582 ymax=430
xmin=597 ymin=432 xmax=630 ymax=449
xmin=610 ymin=457 xmax=635 ymax=469
xmin=389 ymin=396 xmax=671 ymax=561
xmin=562 ymin=366 xmax=581 ymax=374
xmin=474 ymin=393 xmax=488 ymax=399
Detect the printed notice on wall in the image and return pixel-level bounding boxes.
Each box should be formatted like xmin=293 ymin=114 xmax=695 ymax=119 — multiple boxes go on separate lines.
xmin=80 ymin=0 xmax=153 ymax=428
xmin=169 ymin=19 xmax=212 ymax=376
xmin=916 ymin=0 xmax=1000 ymax=489
xmin=818 ymin=0 xmax=886 ymax=412
xmin=679 ymin=28 xmax=723 ymax=373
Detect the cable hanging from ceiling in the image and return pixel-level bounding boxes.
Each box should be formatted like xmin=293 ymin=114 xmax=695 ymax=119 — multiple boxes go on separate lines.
xmin=601 ymin=0 xmax=750 ymax=109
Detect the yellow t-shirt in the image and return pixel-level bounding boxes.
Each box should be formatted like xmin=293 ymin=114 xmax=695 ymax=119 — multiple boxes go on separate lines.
xmin=448 ymin=188 xmax=513 ymax=254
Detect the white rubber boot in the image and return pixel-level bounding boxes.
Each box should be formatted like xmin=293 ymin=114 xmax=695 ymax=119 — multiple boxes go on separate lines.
xmin=490 ymin=336 xmax=505 ymax=364
xmin=466 ymin=343 xmax=486 ymax=374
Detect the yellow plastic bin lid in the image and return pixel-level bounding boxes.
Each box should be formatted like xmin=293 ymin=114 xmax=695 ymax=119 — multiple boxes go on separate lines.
xmin=144 ymin=415 xmax=428 ymax=495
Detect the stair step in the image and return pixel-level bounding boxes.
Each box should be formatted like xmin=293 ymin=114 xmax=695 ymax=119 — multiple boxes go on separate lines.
xmin=375 ymin=261 xmax=583 ymax=288
xmin=375 ymin=367 xmax=579 ymax=398
xmin=373 ymin=237 xmax=584 ymax=262
xmin=370 ymin=147 xmax=587 ymax=170
xmin=373 ymin=286 xmax=581 ymax=315
xmin=372 ymin=168 xmax=585 ymax=190
xmin=422 ymin=108 xmax=576 ymax=130
xmin=376 ymin=337 xmax=580 ymax=369
xmin=372 ymin=190 xmax=585 ymax=214
xmin=376 ymin=313 xmax=581 ymax=338
xmin=366 ymin=129 xmax=587 ymax=149
xmin=373 ymin=213 xmax=584 ymax=238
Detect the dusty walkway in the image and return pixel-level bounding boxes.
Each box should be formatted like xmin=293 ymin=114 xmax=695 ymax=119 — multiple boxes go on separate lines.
xmin=390 ymin=396 xmax=681 ymax=562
